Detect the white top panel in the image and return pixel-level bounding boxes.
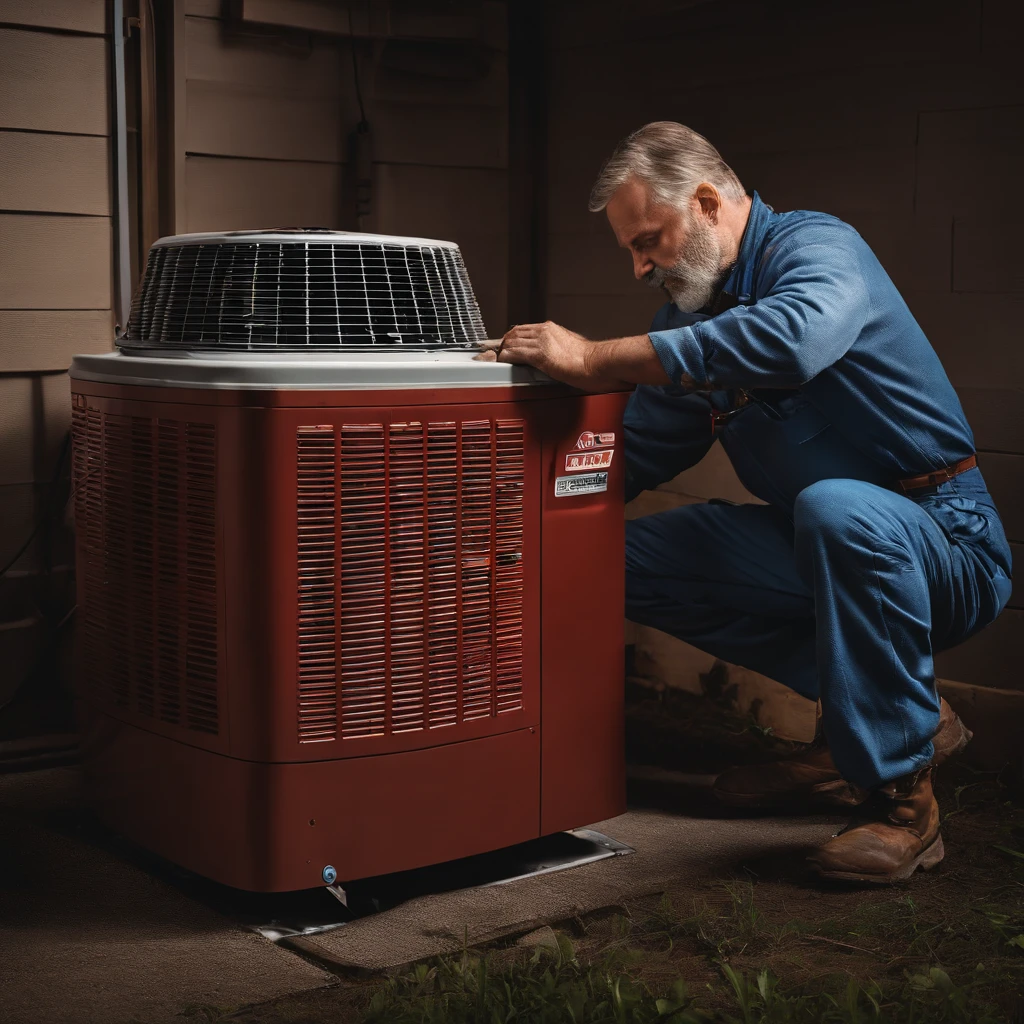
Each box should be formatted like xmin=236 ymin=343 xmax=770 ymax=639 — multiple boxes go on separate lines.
xmin=69 ymin=349 xmax=555 ymax=391
xmin=151 ymin=229 xmax=460 ymax=249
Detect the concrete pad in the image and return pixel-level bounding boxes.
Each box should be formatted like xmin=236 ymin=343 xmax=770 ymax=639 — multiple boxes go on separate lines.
xmin=0 ymin=769 xmax=334 ymax=1024
xmin=289 ymin=808 xmax=842 ymax=972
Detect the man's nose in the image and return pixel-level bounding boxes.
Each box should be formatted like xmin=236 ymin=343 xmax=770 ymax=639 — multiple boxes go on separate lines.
xmin=632 ymin=252 xmax=653 ymax=280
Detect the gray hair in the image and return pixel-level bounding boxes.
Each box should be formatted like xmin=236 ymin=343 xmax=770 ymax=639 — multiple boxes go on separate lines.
xmin=588 ymin=121 xmax=745 ymax=213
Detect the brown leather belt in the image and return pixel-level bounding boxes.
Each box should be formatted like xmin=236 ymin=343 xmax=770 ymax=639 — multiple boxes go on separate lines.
xmin=897 ymin=454 xmax=977 ymax=494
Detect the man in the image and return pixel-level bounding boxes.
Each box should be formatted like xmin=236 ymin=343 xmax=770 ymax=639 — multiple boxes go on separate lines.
xmin=491 ymin=122 xmax=1013 ymax=884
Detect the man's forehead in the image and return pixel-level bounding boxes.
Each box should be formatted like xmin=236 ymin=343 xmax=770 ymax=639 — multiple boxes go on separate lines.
xmin=612 ymin=216 xmax=657 ymax=248
xmin=605 ymin=181 xmax=662 ymax=247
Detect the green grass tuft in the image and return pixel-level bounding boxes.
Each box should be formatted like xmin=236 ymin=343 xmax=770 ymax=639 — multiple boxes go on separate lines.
xmin=364 ymin=934 xmax=709 ymax=1023
xmin=362 ymin=931 xmax=1009 ymax=1024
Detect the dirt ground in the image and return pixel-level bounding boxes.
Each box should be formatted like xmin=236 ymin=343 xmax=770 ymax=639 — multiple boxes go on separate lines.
xmin=181 ymin=691 xmax=1024 ymax=1024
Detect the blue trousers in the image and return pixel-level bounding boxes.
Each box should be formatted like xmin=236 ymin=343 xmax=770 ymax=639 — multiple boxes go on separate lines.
xmin=625 ymin=472 xmax=1012 ymax=788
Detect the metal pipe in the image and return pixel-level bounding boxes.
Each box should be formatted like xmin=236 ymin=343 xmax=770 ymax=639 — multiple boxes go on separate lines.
xmin=111 ymin=0 xmax=133 ymax=335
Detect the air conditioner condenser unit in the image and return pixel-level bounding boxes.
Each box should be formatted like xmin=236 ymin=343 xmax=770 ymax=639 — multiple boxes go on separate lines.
xmin=70 ymin=230 xmax=629 ymax=892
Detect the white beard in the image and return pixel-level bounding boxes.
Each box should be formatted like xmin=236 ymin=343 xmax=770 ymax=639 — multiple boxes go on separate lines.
xmin=645 ymin=213 xmax=727 ymax=313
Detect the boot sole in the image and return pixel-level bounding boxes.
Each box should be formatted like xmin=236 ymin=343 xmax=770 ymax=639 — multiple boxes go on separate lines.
xmin=810 ymin=833 xmax=945 ymax=885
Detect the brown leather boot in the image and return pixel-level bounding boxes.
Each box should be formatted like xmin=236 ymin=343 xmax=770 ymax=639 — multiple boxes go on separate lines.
xmin=806 ymin=766 xmax=943 ymax=883
xmin=712 ymin=697 xmax=971 ymax=811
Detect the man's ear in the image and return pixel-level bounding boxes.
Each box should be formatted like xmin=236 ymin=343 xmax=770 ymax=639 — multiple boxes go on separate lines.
xmin=694 ymin=182 xmax=721 ymax=224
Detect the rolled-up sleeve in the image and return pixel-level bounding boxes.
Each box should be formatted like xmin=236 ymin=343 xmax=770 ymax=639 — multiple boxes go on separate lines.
xmin=648 ymin=229 xmax=870 ymax=389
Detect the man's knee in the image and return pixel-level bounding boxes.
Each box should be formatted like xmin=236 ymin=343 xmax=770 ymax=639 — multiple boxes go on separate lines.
xmin=794 ymin=478 xmax=880 ymax=546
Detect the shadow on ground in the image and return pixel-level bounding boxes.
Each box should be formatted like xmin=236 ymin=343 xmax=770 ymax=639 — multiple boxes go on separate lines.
xmin=3 ymin=691 xmax=1023 ymax=1023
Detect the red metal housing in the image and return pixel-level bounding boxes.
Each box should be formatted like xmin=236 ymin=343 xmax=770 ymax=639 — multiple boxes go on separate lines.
xmin=71 ymin=379 xmax=628 ymax=891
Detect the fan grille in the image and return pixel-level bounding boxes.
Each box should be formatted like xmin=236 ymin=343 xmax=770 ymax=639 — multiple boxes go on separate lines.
xmin=122 ymin=239 xmax=489 ymax=351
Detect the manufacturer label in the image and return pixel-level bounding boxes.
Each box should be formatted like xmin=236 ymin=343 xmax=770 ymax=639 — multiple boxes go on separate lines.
xmin=576 ymin=431 xmax=615 ymax=450
xmin=565 ymin=449 xmax=614 ymax=472
xmin=555 ymin=472 xmax=609 ymax=497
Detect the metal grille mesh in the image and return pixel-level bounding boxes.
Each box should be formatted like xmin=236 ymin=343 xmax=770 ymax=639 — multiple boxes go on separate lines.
xmin=295 ymin=417 xmax=526 ymax=743
xmin=72 ymin=399 xmax=220 ymax=735
xmin=122 ymin=239 xmax=488 ymax=350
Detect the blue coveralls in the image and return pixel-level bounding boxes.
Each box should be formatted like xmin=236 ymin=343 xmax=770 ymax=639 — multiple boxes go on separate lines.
xmin=624 ymin=193 xmax=1013 ymax=789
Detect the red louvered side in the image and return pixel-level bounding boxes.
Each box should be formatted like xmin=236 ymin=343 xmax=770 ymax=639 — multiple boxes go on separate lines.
xmin=292 ymin=412 xmax=531 ymax=751
xmin=460 ymin=419 xmax=497 ymax=721
xmin=73 ymin=402 xmax=107 ymax=708
xmin=296 ymin=426 xmax=338 ymax=743
xmin=156 ymin=419 xmax=183 ymax=725
xmin=338 ymin=423 xmax=389 ymax=738
xmin=73 ymin=381 xmax=628 ymax=892
xmin=388 ymin=421 xmax=429 ymax=733
xmin=494 ymin=419 xmax=526 ymax=714
xmin=129 ymin=416 xmax=156 ymax=719
xmin=425 ymin=421 xmax=460 ymax=728
xmin=71 ymin=397 xmax=222 ymax=743
xmin=183 ymin=422 xmax=218 ymax=733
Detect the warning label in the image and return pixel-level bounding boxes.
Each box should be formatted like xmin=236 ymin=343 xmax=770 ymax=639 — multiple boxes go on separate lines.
xmin=565 ymin=449 xmax=614 ymax=472
xmin=554 ymin=472 xmax=609 ymax=497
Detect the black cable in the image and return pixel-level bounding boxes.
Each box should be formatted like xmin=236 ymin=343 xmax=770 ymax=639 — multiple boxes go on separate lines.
xmin=347 ymin=3 xmax=368 ymax=126
xmin=0 ymin=527 xmax=41 ymax=582
xmin=0 ymin=429 xmax=74 ymax=721
xmin=0 ymin=430 xmax=71 ymax=582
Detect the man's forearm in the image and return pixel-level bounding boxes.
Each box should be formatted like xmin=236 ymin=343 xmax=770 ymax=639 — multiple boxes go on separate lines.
xmin=490 ymin=321 xmax=683 ymax=392
xmin=584 ymin=334 xmax=677 ymax=387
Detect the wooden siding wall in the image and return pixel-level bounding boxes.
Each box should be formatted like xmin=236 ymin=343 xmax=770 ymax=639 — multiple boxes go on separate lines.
xmin=179 ymin=0 xmax=510 ymax=336
xmin=0 ymin=0 xmax=512 ymax=581
xmin=544 ymin=0 xmax=1024 ymax=699
xmin=0 ymin=0 xmax=114 ymax=577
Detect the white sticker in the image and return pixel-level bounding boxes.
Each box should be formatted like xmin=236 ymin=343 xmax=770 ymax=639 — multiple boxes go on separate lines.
xmin=555 ymin=472 xmax=609 ymax=497
xmin=565 ymin=449 xmax=614 ymax=472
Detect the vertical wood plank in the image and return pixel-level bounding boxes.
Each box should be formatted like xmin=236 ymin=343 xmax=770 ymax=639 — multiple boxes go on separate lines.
xmin=172 ymin=0 xmax=188 ymax=232
xmin=507 ymin=0 xmax=548 ymax=326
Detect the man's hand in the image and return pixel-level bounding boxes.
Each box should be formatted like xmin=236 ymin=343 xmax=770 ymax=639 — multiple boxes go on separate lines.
xmin=496 ymin=321 xmax=597 ymax=388
xmin=476 ymin=321 xmax=673 ymax=391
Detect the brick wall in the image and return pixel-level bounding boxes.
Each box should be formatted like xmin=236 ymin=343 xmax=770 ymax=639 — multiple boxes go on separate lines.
xmin=544 ymin=0 xmax=1023 ymax=705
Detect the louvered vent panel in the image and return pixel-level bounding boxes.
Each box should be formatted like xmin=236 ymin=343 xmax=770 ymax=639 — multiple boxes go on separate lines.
xmin=494 ymin=420 xmax=525 ymax=714
xmin=389 ymin=422 xmax=428 ymax=733
xmin=183 ymin=423 xmax=218 ymax=734
xmin=314 ymin=417 xmax=526 ymax=743
xmin=72 ymin=405 xmax=219 ymax=735
xmin=460 ymin=420 xmax=496 ymax=721
xmin=73 ymin=402 xmax=105 ymax=707
xmin=426 ymin=422 xmax=459 ymax=728
xmin=122 ymin=238 xmax=487 ymax=351
xmin=130 ymin=416 xmax=156 ymax=718
xmin=102 ymin=414 xmax=133 ymax=710
xmin=297 ymin=427 xmax=338 ymax=743
xmin=338 ymin=424 xmax=388 ymax=739
xmin=155 ymin=420 xmax=183 ymax=725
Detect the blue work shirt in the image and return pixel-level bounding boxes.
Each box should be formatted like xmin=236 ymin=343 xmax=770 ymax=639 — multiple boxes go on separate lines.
xmin=624 ymin=191 xmax=1012 ymax=584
